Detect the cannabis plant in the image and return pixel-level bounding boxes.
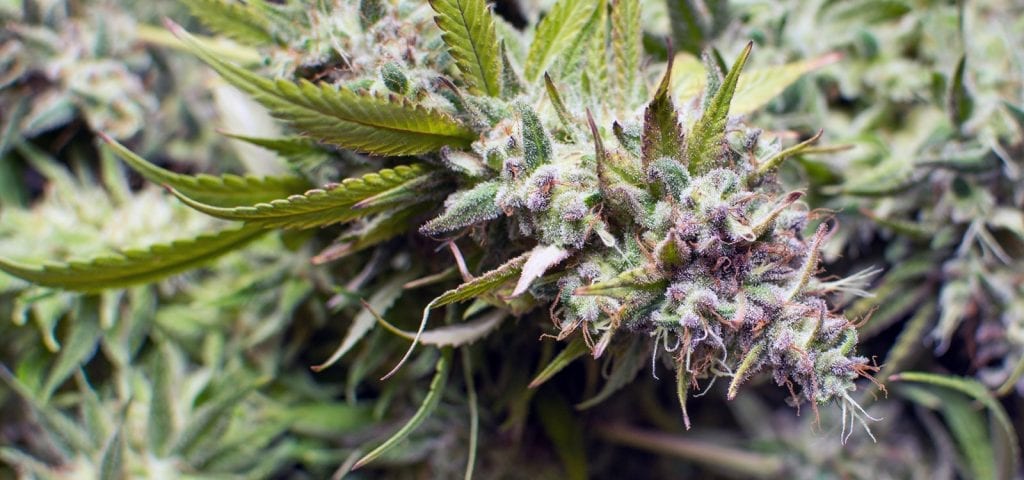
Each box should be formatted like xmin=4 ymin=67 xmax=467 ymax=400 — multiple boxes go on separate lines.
xmin=720 ymin=0 xmax=1024 ymax=393
xmin=2 ymin=0 xmax=888 ymax=472
xmin=677 ymin=1 xmax=1023 ymax=477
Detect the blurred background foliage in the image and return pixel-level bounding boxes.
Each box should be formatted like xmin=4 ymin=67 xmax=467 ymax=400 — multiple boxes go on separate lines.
xmin=1 ymin=0 xmax=1022 ymax=478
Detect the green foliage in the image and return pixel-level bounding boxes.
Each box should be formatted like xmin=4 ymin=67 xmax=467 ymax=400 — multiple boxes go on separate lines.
xmin=173 ymin=164 xmax=438 ymax=229
xmin=687 ymin=42 xmax=750 ymax=173
xmin=525 ymin=0 xmax=600 ymax=82
xmin=431 ymin=0 xmax=502 ymax=97
xmin=172 ymin=22 xmax=477 ymax=155
xmin=103 ymin=134 xmax=311 ymax=207
xmin=353 ymin=348 xmax=453 ymax=470
xmin=0 ymin=225 xmax=265 ymax=292
xmin=897 ymin=372 xmax=1020 ymax=479
xmin=6 ymin=0 xmax=1023 ymax=478
xmin=181 ymin=0 xmax=276 ymax=45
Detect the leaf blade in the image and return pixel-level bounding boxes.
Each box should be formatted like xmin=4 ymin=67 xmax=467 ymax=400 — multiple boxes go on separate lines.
xmin=0 ymin=225 xmax=266 ymax=292
xmin=172 ymin=164 xmax=438 ymax=229
xmin=524 ymin=0 xmax=600 ymax=82
xmin=353 ymin=348 xmax=453 ymax=470
xmin=170 ymin=21 xmax=476 ymax=155
xmin=102 ymin=135 xmax=310 ymax=208
xmin=431 ymin=0 xmax=502 ymax=96
xmin=688 ymin=42 xmax=752 ymax=173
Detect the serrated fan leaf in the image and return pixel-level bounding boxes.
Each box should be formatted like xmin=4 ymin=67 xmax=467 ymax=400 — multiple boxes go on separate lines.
xmin=102 ymin=135 xmax=310 ymax=208
xmin=41 ymin=300 xmax=100 ymax=401
xmin=181 ymin=0 xmax=276 ymax=45
xmin=524 ymin=0 xmax=600 ymax=82
xmin=221 ymin=131 xmax=331 ymax=160
xmin=431 ymin=0 xmax=502 ymax=97
xmin=172 ymin=164 xmax=439 ymax=229
xmin=687 ymin=42 xmax=751 ymax=173
xmin=895 ymin=372 xmax=1020 ymax=479
xmin=170 ymin=375 xmax=268 ymax=456
xmin=0 ymin=225 xmax=266 ymax=292
xmin=730 ymin=54 xmax=838 ymax=115
xmin=313 ymin=206 xmax=425 ymax=264
xmin=551 ymin=0 xmax=606 ymax=82
xmin=611 ymin=0 xmax=641 ymax=107
xmin=672 ymin=53 xmax=833 ymax=115
xmin=582 ymin=0 xmax=609 ymax=100
xmin=169 ymin=22 xmax=476 ymax=156
xmin=353 ymin=348 xmax=452 ymax=470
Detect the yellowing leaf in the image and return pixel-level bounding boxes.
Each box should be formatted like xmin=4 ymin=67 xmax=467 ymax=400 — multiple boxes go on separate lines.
xmin=731 ymin=54 xmax=839 ymax=115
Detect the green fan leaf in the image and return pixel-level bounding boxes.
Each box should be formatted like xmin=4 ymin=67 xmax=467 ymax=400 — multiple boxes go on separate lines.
xmin=172 ymin=164 xmax=440 ymax=229
xmin=312 ymin=206 xmax=425 ymax=264
xmin=41 ymin=300 xmax=101 ymax=401
xmin=0 ymin=225 xmax=266 ymax=292
xmin=181 ymin=0 xmax=276 ymax=45
xmin=353 ymin=348 xmax=452 ymax=470
xmin=170 ymin=374 xmax=269 ymax=456
xmin=730 ymin=54 xmax=838 ymax=115
xmin=430 ymin=0 xmax=502 ymax=97
xmin=610 ymin=0 xmax=641 ymax=106
xmin=687 ymin=42 xmax=751 ymax=174
xmin=169 ymin=21 xmax=476 ymax=156
xmin=220 ymin=132 xmax=333 ymax=164
xmin=102 ymin=134 xmax=311 ymax=208
xmin=524 ymin=0 xmax=600 ymax=83
xmin=311 ymin=274 xmax=411 ymax=372
xmin=672 ymin=53 xmax=834 ymax=115
xmin=893 ymin=371 xmax=1020 ymax=478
